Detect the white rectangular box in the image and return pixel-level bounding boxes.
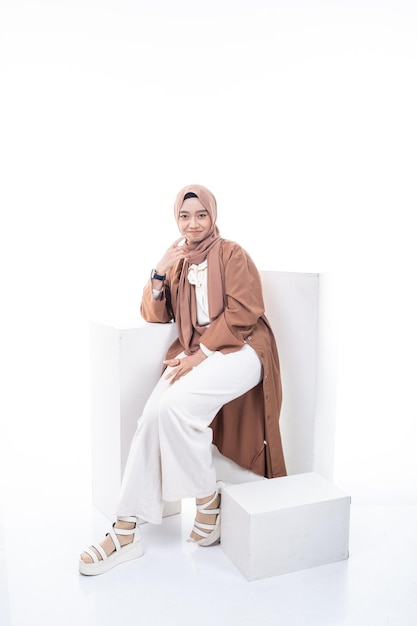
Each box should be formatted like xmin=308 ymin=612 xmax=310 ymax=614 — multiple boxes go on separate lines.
xmin=90 ymin=320 xmax=181 ymax=521
xmin=221 ymin=472 xmax=350 ymax=581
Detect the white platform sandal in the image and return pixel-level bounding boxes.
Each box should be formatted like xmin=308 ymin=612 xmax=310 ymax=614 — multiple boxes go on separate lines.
xmin=188 ymin=483 xmax=224 ymax=547
xmin=79 ymin=517 xmax=144 ymax=576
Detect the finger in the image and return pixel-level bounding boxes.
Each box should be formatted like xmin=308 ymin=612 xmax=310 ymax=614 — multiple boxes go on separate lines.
xmin=173 ymin=236 xmax=186 ymax=248
xmin=164 ymin=358 xmax=180 ymax=366
xmin=169 ymin=371 xmax=182 ymax=384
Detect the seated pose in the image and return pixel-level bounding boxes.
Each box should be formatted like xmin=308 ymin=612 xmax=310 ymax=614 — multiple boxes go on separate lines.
xmin=79 ymin=184 xmax=287 ymax=575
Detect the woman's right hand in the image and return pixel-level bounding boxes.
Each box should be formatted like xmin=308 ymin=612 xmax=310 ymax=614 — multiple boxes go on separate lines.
xmin=154 ymin=236 xmax=189 ymax=275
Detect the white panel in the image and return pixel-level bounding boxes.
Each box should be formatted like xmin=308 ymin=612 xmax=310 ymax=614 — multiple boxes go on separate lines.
xmin=90 ymin=321 xmax=181 ymax=520
xmin=260 ymin=270 xmax=320 ymax=475
xmin=90 ymin=323 xmax=123 ymax=519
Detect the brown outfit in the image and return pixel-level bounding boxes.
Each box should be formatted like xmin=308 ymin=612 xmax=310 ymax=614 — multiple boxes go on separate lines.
xmin=141 ymin=239 xmax=287 ymax=479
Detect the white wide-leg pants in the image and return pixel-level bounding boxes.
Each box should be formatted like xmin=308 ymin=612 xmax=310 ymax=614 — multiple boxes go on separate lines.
xmin=116 ymin=343 xmax=262 ymax=524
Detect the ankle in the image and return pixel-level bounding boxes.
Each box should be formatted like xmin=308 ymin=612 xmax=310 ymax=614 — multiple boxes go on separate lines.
xmin=196 ymin=491 xmax=218 ymax=506
xmin=115 ymin=520 xmax=136 ymax=531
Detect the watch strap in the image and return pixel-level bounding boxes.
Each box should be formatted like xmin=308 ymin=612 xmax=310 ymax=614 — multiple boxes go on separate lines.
xmin=151 ymin=269 xmax=166 ymax=281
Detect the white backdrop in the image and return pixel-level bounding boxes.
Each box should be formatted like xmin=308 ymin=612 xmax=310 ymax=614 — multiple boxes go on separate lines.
xmin=1 ymin=0 xmax=416 ymax=505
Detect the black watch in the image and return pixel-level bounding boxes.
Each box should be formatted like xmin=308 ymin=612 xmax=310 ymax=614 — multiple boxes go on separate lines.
xmin=151 ymin=269 xmax=166 ymax=281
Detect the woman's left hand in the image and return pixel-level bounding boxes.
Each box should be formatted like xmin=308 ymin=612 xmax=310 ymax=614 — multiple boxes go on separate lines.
xmin=164 ymin=350 xmax=207 ymax=384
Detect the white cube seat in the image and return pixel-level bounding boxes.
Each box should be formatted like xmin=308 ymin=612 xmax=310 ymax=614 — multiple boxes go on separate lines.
xmin=221 ymin=472 xmax=350 ymax=581
xmin=90 ymin=271 xmax=323 ymax=520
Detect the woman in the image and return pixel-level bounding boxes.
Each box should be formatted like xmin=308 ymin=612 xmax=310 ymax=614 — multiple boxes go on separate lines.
xmin=79 ymin=184 xmax=286 ymax=575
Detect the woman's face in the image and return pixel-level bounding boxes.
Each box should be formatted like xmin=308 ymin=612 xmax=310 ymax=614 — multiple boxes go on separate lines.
xmin=178 ymin=197 xmax=212 ymax=244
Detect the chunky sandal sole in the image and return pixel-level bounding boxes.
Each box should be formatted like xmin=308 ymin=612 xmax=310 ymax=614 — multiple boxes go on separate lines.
xmin=79 ymin=539 xmax=144 ymax=575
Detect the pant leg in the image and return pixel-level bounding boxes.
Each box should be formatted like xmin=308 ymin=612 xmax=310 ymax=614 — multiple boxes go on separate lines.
xmin=116 ymin=343 xmax=262 ymax=524
xmin=116 ymin=370 xmax=174 ymax=524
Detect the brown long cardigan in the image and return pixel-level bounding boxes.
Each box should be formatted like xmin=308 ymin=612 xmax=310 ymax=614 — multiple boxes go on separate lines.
xmin=140 ymin=239 xmax=287 ymax=479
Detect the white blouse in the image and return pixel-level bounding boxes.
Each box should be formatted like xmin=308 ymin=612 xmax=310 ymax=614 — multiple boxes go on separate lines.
xmin=187 ymin=259 xmax=210 ymax=326
xmin=188 ymin=261 xmax=214 ymax=356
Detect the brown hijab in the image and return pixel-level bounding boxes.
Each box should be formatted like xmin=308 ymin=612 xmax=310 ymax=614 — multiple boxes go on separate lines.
xmin=173 ymin=184 xmax=225 ymax=354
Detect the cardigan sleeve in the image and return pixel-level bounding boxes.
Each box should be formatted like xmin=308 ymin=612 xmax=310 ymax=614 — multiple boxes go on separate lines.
xmin=140 ymin=279 xmax=173 ymax=323
xmin=200 ymin=243 xmax=266 ymax=354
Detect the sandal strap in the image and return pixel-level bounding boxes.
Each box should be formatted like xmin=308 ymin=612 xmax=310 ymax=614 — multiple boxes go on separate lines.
xmin=192 ymin=526 xmax=212 ymax=539
xmin=194 ymin=521 xmax=217 ymax=532
xmin=83 ymin=545 xmax=108 ymax=563
xmin=189 ymin=486 xmax=223 ymax=543
xmin=107 ymin=522 xmax=138 ymax=552
xmin=192 ymin=519 xmax=219 ymax=539
xmin=192 ymin=489 xmax=221 ymax=538
xmin=112 ymin=526 xmax=139 ymax=537
xmin=196 ymin=506 xmax=220 ymax=515
xmin=196 ymin=490 xmax=220 ymax=513
xmin=83 ymin=547 xmax=99 ymax=563
xmin=93 ymin=543 xmax=108 ymax=561
xmin=108 ymin=527 xmax=122 ymax=551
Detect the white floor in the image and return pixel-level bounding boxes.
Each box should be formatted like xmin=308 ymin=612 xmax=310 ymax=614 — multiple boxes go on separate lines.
xmin=1 ymin=461 xmax=416 ymax=626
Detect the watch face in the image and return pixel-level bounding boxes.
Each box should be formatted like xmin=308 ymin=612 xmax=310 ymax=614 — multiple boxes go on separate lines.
xmin=151 ymin=269 xmax=165 ymax=280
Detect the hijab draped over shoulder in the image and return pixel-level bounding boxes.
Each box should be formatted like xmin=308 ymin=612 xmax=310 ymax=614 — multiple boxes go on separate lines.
xmin=173 ymin=184 xmax=225 ymax=355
